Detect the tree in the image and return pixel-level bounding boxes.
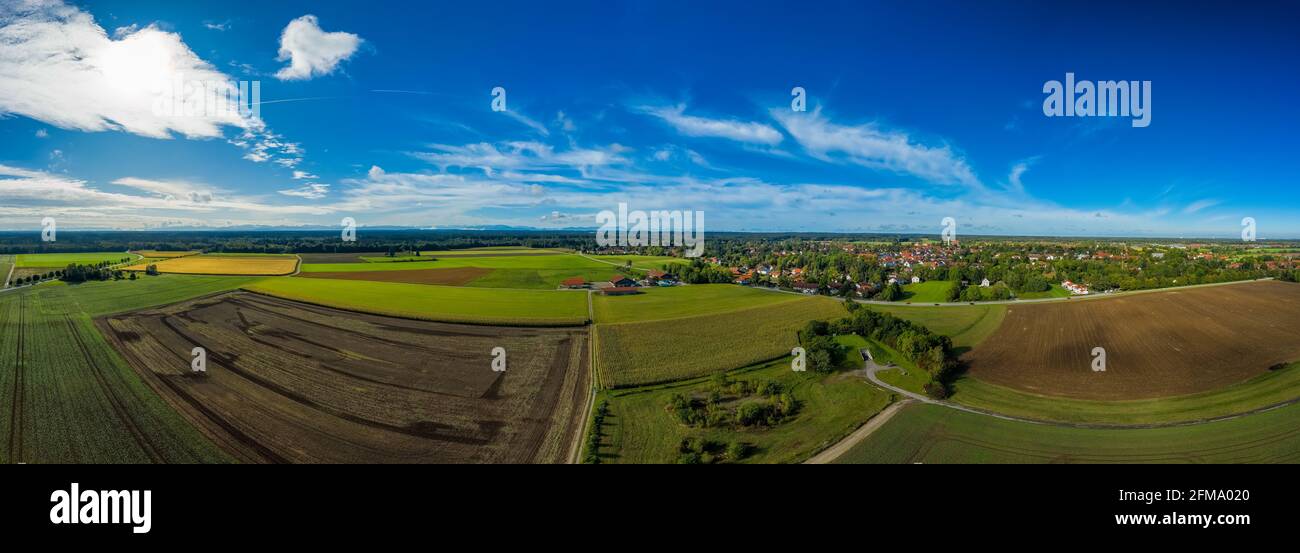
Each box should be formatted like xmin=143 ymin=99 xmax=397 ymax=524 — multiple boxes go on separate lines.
xmin=945 ymin=282 xmax=962 ymax=302
xmin=145 ymin=264 xmax=160 ymax=276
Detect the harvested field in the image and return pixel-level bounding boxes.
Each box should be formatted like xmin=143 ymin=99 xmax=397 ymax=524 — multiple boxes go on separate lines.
xmin=131 ymin=250 xmax=198 ymax=259
xmin=100 ymin=292 xmax=590 ymax=463
xmin=297 ymin=267 xmax=492 ymax=286
xmin=126 ymin=255 xmax=298 ymax=276
xmin=965 ymin=280 xmax=1300 ymax=400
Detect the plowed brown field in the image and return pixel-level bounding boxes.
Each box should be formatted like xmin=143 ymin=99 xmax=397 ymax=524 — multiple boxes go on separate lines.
xmin=297 ymin=267 xmax=491 ymax=286
xmin=98 ymin=292 xmax=589 ymax=463
xmin=965 ymin=280 xmax=1300 ymax=400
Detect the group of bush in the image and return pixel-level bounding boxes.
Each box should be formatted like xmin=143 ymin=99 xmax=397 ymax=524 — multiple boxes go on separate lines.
xmin=667 ymin=373 xmax=798 ymax=430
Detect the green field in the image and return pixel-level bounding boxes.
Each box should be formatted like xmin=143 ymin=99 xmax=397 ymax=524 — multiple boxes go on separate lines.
xmin=0 ymin=255 xmax=12 ymax=287
xmin=15 ymin=252 xmax=137 ymax=268
xmin=303 ymin=252 xmax=610 ymax=272
xmin=863 ymin=303 xmax=1006 ymax=350
xmin=901 ymin=280 xmax=955 ymax=302
xmin=301 ymin=251 xmax=639 ymax=289
xmin=245 ymin=277 xmax=589 ymax=325
xmin=1015 ymin=283 xmax=1071 ymax=299
xmin=587 ymin=254 xmax=688 ymax=271
xmin=592 ymin=357 xmax=891 ymax=464
xmin=833 ymin=402 xmax=1300 ymax=463
xmin=0 ymin=276 xmax=254 ymax=463
xmin=595 ymin=297 xmax=848 ymax=388
xmin=949 ymin=362 xmax=1300 ymax=425
xmin=463 ymin=268 xmax=617 ymax=290
xmin=593 ymin=285 xmax=800 ymax=323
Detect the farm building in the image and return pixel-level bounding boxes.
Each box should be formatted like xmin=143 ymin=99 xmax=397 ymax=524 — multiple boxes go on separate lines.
xmin=609 ymin=275 xmax=637 ymax=287
xmin=793 ymin=282 xmax=819 ymax=295
xmin=561 ymin=277 xmax=588 ymax=289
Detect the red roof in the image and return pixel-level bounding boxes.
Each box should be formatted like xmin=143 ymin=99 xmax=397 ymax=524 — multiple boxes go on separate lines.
xmin=609 ymin=274 xmax=632 ymax=283
xmin=647 ymin=269 xmax=666 ymax=278
xmin=561 ymin=277 xmax=586 ymax=286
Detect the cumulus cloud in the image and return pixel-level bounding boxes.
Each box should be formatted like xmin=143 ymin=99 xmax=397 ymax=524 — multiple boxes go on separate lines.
xmin=291 ymin=170 xmax=319 ymax=180
xmin=0 ymin=1 xmax=302 ymax=167
xmin=274 ymin=15 xmax=363 ymax=81
xmin=642 ymin=104 xmax=783 ymax=145
xmin=0 ymin=1 xmax=249 ymax=138
xmin=773 ymin=108 xmax=980 ymax=187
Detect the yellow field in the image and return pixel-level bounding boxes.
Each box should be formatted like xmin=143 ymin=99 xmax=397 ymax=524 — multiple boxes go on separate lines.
xmin=131 ymin=250 xmax=199 ymax=258
xmin=126 ymin=255 xmax=298 ymax=276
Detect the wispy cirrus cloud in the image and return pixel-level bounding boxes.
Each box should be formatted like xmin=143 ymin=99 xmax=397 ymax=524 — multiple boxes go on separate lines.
xmin=641 ymin=104 xmax=783 ymax=145
xmin=772 ymin=108 xmax=981 ymax=187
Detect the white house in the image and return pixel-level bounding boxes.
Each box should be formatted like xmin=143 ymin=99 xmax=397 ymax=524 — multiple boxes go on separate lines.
xmin=910 ymin=276 xmax=922 ymax=284
xmin=980 ymin=278 xmax=991 ymax=287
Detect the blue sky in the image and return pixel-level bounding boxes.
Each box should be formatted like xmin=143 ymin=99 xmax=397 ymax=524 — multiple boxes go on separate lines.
xmin=1 ymin=0 xmax=1297 ymax=237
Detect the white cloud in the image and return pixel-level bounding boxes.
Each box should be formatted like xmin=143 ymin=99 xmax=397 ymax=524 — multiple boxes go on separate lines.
xmin=114 ymin=177 xmax=215 ymax=203
xmin=1183 ymin=199 xmax=1220 ymax=214
xmin=643 ymin=104 xmax=783 ymax=145
xmin=0 ymin=1 xmax=301 ymax=168
xmin=292 ymin=170 xmax=319 ymax=180
xmin=0 ymin=1 xmax=250 ymax=139
xmin=34 ymin=129 xmax=48 ymax=138
xmin=274 ymin=15 xmax=362 ymax=81
xmin=773 ymin=108 xmax=980 ymax=187
xmin=203 ymin=20 xmax=229 ymax=31
xmin=278 ymin=182 xmax=330 ymax=199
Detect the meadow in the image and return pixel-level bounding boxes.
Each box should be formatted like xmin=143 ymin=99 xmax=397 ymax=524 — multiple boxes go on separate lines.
xmin=592 ymin=357 xmax=891 ymax=464
xmin=901 ymin=280 xmax=955 ymax=302
xmin=594 ymin=296 xmax=848 ymax=388
xmin=586 ymin=254 xmax=688 ymax=271
xmin=1014 ymin=283 xmax=1071 ymax=299
xmin=833 ymin=402 xmax=1300 ymax=463
xmin=245 ymin=277 xmax=590 ymax=326
xmin=593 ymin=284 xmax=801 ymax=323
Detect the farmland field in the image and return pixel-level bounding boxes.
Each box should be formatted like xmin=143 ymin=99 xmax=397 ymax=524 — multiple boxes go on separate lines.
xmin=595 ymin=296 xmax=847 ymax=388
xmin=0 ymin=255 xmax=12 ymax=287
xmin=101 ymin=292 xmax=589 ymax=463
xmin=298 ymin=267 xmax=492 ymax=286
xmin=964 ymin=279 xmax=1300 ymax=399
xmin=593 ymin=357 xmax=890 ymax=464
xmin=245 ymin=277 xmax=589 ymax=325
xmin=125 ymin=255 xmax=299 ymax=276
xmin=948 ymin=361 xmax=1300 ymax=425
xmin=0 ymin=276 xmax=259 ymax=463
xmin=15 ymin=252 xmax=136 ymax=267
xmin=300 ymin=251 xmax=627 ymax=289
xmin=586 ymin=254 xmax=688 ymax=270
xmin=593 ymin=284 xmax=802 ymax=323
xmin=131 ymin=250 xmax=198 ymax=259
xmin=833 ymin=402 xmax=1300 ymax=464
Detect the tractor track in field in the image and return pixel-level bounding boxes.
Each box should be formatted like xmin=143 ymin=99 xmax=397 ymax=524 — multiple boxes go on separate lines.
xmin=7 ymin=295 xmax=25 ymax=462
xmin=63 ymin=314 xmax=164 ymax=463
